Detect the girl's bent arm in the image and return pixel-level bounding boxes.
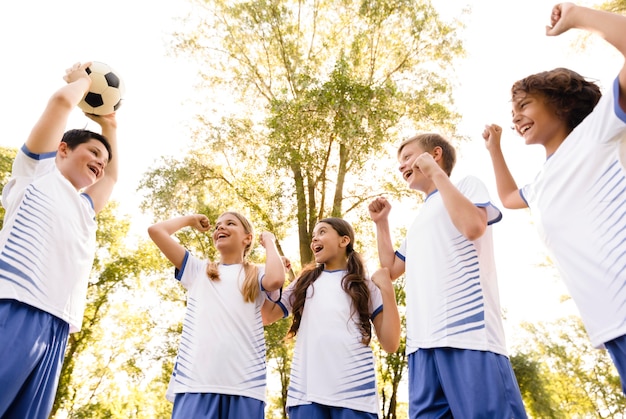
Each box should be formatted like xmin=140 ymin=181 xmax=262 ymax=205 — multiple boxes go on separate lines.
xmin=371 ymin=268 xmax=401 ymax=353
xmin=259 ymin=232 xmax=286 ymax=292
xmin=148 ymin=215 xmax=210 ymax=270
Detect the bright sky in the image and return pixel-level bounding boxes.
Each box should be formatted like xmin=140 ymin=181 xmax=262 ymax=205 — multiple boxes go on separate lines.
xmin=0 ymin=0 xmax=622 ymax=348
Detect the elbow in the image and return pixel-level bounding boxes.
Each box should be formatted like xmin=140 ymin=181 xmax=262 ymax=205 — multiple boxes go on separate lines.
xmin=463 ymin=224 xmax=486 ymax=241
xmin=49 ymin=90 xmax=77 ymax=112
xmin=381 ymin=334 xmax=401 ymax=353
xmin=263 ymin=275 xmax=285 ymax=292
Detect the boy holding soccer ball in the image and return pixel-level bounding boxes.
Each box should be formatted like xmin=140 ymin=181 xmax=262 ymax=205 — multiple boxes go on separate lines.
xmin=0 ymin=62 xmax=118 ymax=418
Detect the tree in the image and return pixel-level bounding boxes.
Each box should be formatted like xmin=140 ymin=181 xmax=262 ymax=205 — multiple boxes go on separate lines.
xmin=513 ymin=316 xmax=626 ymax=418
xmin=168 ymin=0 xmax=465 ymax=267
xmin=51 ymin=204 xmax=173 ymax=418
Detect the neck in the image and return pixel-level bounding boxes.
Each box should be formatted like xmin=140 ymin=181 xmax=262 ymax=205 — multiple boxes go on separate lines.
xmin=219 ymin=252 xmax=244 ymax=265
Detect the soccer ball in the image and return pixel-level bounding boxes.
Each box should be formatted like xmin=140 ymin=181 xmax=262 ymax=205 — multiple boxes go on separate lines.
xmin=78 ymin=62 xmax=125 ymax=115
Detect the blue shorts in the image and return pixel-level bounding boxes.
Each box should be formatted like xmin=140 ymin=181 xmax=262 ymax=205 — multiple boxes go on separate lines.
xmin=0 ymin=299 xmax=69 ymax=419
xmin=604 ymin=334 xmax=626 ymax=394
xmin=288 ymin=403 xmax=378 ymax=419
xmin=408 ymin=348 xmax=527 ymax=419
xmin=172 ymin=393 xmax=265 ymax=419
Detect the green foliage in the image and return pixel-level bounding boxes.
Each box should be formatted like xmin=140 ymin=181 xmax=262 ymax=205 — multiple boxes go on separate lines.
xmin=167 ymin=0 xmax=465 ymax=268
xmin=0 ymin=146 xmax=17 ymax=229
xmin=512 ymin=316 xmax=626 ymax=418
xmin=51 ymin=205 xmax=177 ymax=418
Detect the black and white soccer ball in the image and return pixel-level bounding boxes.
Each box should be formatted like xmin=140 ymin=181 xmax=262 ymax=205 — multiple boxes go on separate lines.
xmin=78 ymin=61 xmax=125 ymax=115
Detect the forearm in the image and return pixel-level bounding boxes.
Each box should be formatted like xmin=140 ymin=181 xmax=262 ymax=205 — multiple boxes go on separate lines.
xmin=148 ymin=216 xmax=195 ymax=237
xmin=262 ymin=242 xmax=286 ymax=292
xmin=487 ymin=147 xmax=525 ymax=209
xmin=376 ymin=289 xmax=401 ymax=353
xmin=572 ymin=6 xmax=626 ymax=57
xmin=432 ymin=172 xmax=486 ymax=241
xmin=374 ymin=219 xmax=396 ymax=269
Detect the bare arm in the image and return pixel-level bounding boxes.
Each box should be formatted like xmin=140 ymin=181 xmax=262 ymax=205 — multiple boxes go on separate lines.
xmin=261 ymin=299 xmax=287 ymax=326
xmin=148 ymin=214 xmax=211 ymax=270
xmin=25 ymin=62 xmax=92 ymax=154
xmin=368 ymin=197 xmax=406 ymax=280
xmin=546 ymin=3 xmax=626 ymax=111
xmin=84 ymin=112 xmax=118 ymax=213
xmin=414 ymin=152 xmax=488 ymax=240
xmin=482 ymin=124 xmax=528 ymax=209
xmin=259 ymin=232 xmax=286 ymax=292
xmin=371 ymin=268 xmax=401 ymax=353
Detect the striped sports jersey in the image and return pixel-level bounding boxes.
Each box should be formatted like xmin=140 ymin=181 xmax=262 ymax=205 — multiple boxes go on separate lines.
xmin=397 ymin=176 xmax=508 ymax=356
xmin=521 ymin=77 xmax=626 ymax=348
xmin=166 ymin=252 xmax=272 ymax=402
xmin=277 ymin=270 xmax=383 ymax=415
xmin=0 ymin=145 xmax=97 ymax=332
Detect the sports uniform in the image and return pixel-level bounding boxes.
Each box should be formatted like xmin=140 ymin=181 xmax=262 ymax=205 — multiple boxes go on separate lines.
xmin=168 ymin=251 xmax=275 ymax=418
xmin=397 ymin=175 xmax=526 ymax=418
xmin=520 ymin=77 xmax=626 ymax=371
xmin=0 ymin=145 xmax=97 ymax=418
xmin=275 ymin=269 xmax=383 ymax=418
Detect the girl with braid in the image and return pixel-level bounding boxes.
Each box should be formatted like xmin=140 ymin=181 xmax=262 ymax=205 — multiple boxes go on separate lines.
xmin=263 ymin=217 xmax=400 ymax=419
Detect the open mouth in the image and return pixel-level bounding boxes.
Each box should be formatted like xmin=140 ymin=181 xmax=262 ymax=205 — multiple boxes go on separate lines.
xmin=312 ymin=244 xmax=323 ymax=254
xmin=88 ymin=165 xmax=100 ymax=177
xmin=403 ymin=170 xmax=413 ymax=181
xmin=519 ymin=124 xmax=531 ymax=135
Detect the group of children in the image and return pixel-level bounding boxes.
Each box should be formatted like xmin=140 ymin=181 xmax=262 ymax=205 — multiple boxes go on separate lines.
xmin=0 ymin=3 xmax=625 ymax=419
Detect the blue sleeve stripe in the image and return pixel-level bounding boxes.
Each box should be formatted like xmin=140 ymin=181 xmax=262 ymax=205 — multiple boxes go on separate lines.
xmin=371 ymin=304 xmax=383 ymax=320
xmin=174 ymin=251 xmax=190 ymax=281
xmin=21 ymin=144 xmax=57 ymax=160
xmin=395 ymin=250 xmax=405 ymax=262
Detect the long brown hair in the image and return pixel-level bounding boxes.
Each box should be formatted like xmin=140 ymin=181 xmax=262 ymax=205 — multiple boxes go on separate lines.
xmin=206 ymin=211 xmax=259 ymax=303
xmin=287 ymin=218 xmax=372 ymax=345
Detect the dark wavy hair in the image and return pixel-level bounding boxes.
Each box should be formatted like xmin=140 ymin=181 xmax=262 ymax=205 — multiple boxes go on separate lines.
xmin=62 ymin=129 xmax=112 ymax=162
xmin=287 ymin=218 xmax=373 ymax=345
xmin=511 ymin=67 xmax=601 ymax=133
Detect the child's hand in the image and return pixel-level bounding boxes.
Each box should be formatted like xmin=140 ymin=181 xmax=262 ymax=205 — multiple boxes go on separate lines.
xmin=368 ymin=197 xmax=391 ymax=223
xmin=546 ymin=3 xmax=576 ymax=37
xmin=413 ymin=152 xmax=441 ymax=179
xmin=190 ymin=214 xmax=211 ymax=232
xmin=85 ymin=112 xmax=117 ymax=130
xmin=259 ymin=231 xmax=276 ymax=248
xmin=63 ymin=62 xmax=92 ymax=85
xmin=281 ymin=256 xmax=292 ymax=273
xmin=371 ymin=267 xmax=393 ymax=292
xmin=482 ymin=124 xmax=503 ymax=151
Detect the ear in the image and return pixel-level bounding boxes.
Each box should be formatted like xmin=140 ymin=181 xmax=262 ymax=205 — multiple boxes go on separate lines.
xmin=432 ymin=146 xmax=443 ymax=161
xmin=339 ymin=235 xmax=351 ymax=249
xmin=57 ymin=142 xmax=69 ymax=158
xmin=243 ymin=233 xmax=253 ymax=246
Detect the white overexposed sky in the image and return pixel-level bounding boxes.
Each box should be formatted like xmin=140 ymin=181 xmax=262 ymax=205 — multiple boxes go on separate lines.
xmin=0 ymin=0 xmax=622 ymax=349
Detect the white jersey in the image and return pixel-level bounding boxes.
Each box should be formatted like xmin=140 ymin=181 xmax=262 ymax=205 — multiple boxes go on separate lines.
xmin=398 ymin=176 xmax=507 ymax=356
xmin=277 ymin=270 xmax=383 ymax=415
xmin=520 ymin=77 xmax=626 ymax=348
xmin=0 ymin=145 xmax=97 ymax=332
xmin=166 ymin=252 xmax=274 ymax=402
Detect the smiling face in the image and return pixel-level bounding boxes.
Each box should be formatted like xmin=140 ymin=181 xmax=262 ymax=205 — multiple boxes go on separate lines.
xmin=397 ymin=141 xmax=432 ymax=193
xmin=212 ymin=212 xmax=253 ymax=261
xmin=57 ymin=139 xmax=109 ymax=190
xmin=310 ymin=221 xmax=350 ymax=271
xmin=511 ymin=91 xmax=571 ymax=156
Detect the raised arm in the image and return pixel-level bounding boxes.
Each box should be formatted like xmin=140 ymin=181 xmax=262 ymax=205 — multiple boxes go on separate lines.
xmin=371 ymin=268 xmax=401 ymax=353
xmin=546 ymin=3 xmax=626 ymax=111
xmin=482 ymin=124 xmax=528 ymax=209
xmin=414 ymin=151 xmax=488 ymax=240
xmin=84 ymin=112 xmax=118 ymax=213
xmin=259 ymin=232 xmax=286 ymax=292
xmin=25 ymin=62 xmax=92 ymax=154
xmin=368 ymin=197 xmax=406 ymax=280
xmin=148 ymin=214 xmax=211 ymax=270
